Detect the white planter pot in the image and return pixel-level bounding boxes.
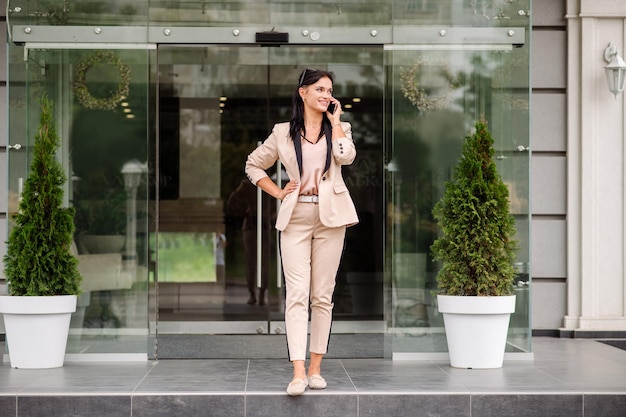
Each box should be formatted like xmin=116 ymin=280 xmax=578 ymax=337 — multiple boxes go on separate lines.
xmin=0 ymin=295 xmax=77 ymax=369
xmin=81 ymin=234 xmax=125 ymax=254
xmin=437 ymin=294 xmax=516 ymax=369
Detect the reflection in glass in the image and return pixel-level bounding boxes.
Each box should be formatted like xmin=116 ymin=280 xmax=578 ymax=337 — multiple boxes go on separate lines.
xmin=9 ymin=1 xmax=530 ymax=28
xmin=156 ymin=233 xmax=218 ymax=283
xmin=5 ymin=0 xmax=531 ymax=359
xmin=7 ymin=46 xmax=152 ymax=356
xmin=388 ymin=44 xmax=530 ymax=355
xmin=156 ymin=45 xmax=385 ymax=329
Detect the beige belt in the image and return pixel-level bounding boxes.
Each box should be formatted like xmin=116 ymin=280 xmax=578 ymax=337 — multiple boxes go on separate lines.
xmin=297 ymin=195 xmax=319 ymax=203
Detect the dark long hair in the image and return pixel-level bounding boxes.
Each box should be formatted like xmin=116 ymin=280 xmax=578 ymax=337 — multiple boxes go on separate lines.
xmin=289 ymin=68 xmax=335 ymax=141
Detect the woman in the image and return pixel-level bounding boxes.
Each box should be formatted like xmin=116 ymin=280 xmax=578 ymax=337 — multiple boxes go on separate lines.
xmin=245 ymin=68 xmax=359 ymax=396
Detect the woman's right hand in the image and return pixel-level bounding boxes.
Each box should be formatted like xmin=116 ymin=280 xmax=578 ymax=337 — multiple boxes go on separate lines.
xmin=278 ymin=180 xmax=299 ymax=201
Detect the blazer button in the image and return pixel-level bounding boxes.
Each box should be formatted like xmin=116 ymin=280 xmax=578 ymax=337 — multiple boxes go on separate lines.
xmin=322 ymin=176 xmax=326 ymax=181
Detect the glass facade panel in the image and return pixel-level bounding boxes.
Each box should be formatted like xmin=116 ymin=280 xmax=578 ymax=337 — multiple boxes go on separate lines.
xmin=7 ymin=44 xmax=154 ymax=357
xmin=392 ymin=0 xmax=531 ymax=27
xmin=148 ymin=1 xmax=392 ymax=26
xmin=8 ymin=1 xmax=530 ymax=28
xmin=8 ymin=1 xmax=391 ymax=27
xmin=8 ymin=1 xmax=149 ymax=26
xmin=386 ymin=40 xmax=530 ymax=356
xmin=5 ymin=1 xmax=530 ymax=359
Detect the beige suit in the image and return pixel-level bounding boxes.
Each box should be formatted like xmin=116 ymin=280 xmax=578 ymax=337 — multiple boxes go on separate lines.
xmin=245 ymin=121 xmax=359 ymax=361
xmin=245 ymin=121 xmax=359 ymax=231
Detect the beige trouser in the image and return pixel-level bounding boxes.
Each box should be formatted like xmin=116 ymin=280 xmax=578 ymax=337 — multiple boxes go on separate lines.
xmin=281 ymin=202 xmax=347 ymax=361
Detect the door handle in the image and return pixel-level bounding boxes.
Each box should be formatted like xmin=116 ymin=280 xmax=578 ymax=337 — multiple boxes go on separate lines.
xmin=256 ymin=181 xmax=263 ymax=288
xmin=256 ymin=142 xmax=263 ymax=289
xmin=18 ymin=177 xmax=23 ymax=203
xmin=255 ymin=156 xmax=284 ymax=289
xmin=276 ymin=161 xmax=283 ymax=289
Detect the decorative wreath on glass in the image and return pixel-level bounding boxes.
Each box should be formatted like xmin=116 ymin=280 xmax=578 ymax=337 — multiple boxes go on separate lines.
xmin=400 ymin=62 xmax=459 ymax=114
xmin=73 ymin=50 xmax=131 ymax=111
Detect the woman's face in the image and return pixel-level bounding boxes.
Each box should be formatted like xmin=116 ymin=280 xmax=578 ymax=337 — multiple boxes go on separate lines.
xmin=299 ymin=76 xmax=334 ymax=115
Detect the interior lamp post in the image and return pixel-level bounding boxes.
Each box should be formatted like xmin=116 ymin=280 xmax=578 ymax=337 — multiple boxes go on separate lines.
xmin=604 ymin=42 xmax=626 ymax=98
xmin=121 ymin=159 xmax=146 ymax=270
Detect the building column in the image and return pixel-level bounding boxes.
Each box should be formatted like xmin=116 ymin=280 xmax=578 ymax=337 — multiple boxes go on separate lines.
xmin=565 ymin=0 xmax=626 ymax=331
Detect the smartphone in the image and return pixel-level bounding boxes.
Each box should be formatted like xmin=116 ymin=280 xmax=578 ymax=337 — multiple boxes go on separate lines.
xmin=327 ymin=103 xmax=336 ymax=114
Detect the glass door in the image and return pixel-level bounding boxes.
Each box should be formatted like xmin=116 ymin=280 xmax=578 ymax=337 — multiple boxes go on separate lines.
xmin=154 ymin=45 xmax=385 ymax=358
xmin=386 ymin=43 xmax=531 ymax=358
xmin=7 ymin=45 xmax=154 ymax=359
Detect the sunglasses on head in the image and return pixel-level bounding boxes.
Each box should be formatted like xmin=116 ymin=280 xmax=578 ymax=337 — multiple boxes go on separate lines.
xmin=299 ymin=68 xmax=318 ymax=87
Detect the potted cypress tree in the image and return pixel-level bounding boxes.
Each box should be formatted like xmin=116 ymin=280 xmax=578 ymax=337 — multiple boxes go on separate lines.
xmin=430 ymin=120 xmax=519 ymax=369
xmin=0 ymin=95 xmax=82 ymax=369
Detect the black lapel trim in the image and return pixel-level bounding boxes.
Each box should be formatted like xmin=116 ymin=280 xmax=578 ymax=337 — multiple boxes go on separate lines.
xmin=323 ymin=123 xmax=332 ymax=173
xmin=294 ymin=130 xmax=303 ymax=176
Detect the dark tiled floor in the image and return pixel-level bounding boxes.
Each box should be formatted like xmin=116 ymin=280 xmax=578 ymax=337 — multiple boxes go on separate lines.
xmin=1 ymin=338 xmax=626 ymax=416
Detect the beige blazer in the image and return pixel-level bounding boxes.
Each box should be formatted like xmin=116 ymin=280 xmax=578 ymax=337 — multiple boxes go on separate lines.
xmin=245 ymin=121 xmax=359 ymax=231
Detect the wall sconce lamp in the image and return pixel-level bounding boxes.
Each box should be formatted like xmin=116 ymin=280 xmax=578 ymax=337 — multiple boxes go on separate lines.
xmin=604 ymin=42 xmax=626 ymax=97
